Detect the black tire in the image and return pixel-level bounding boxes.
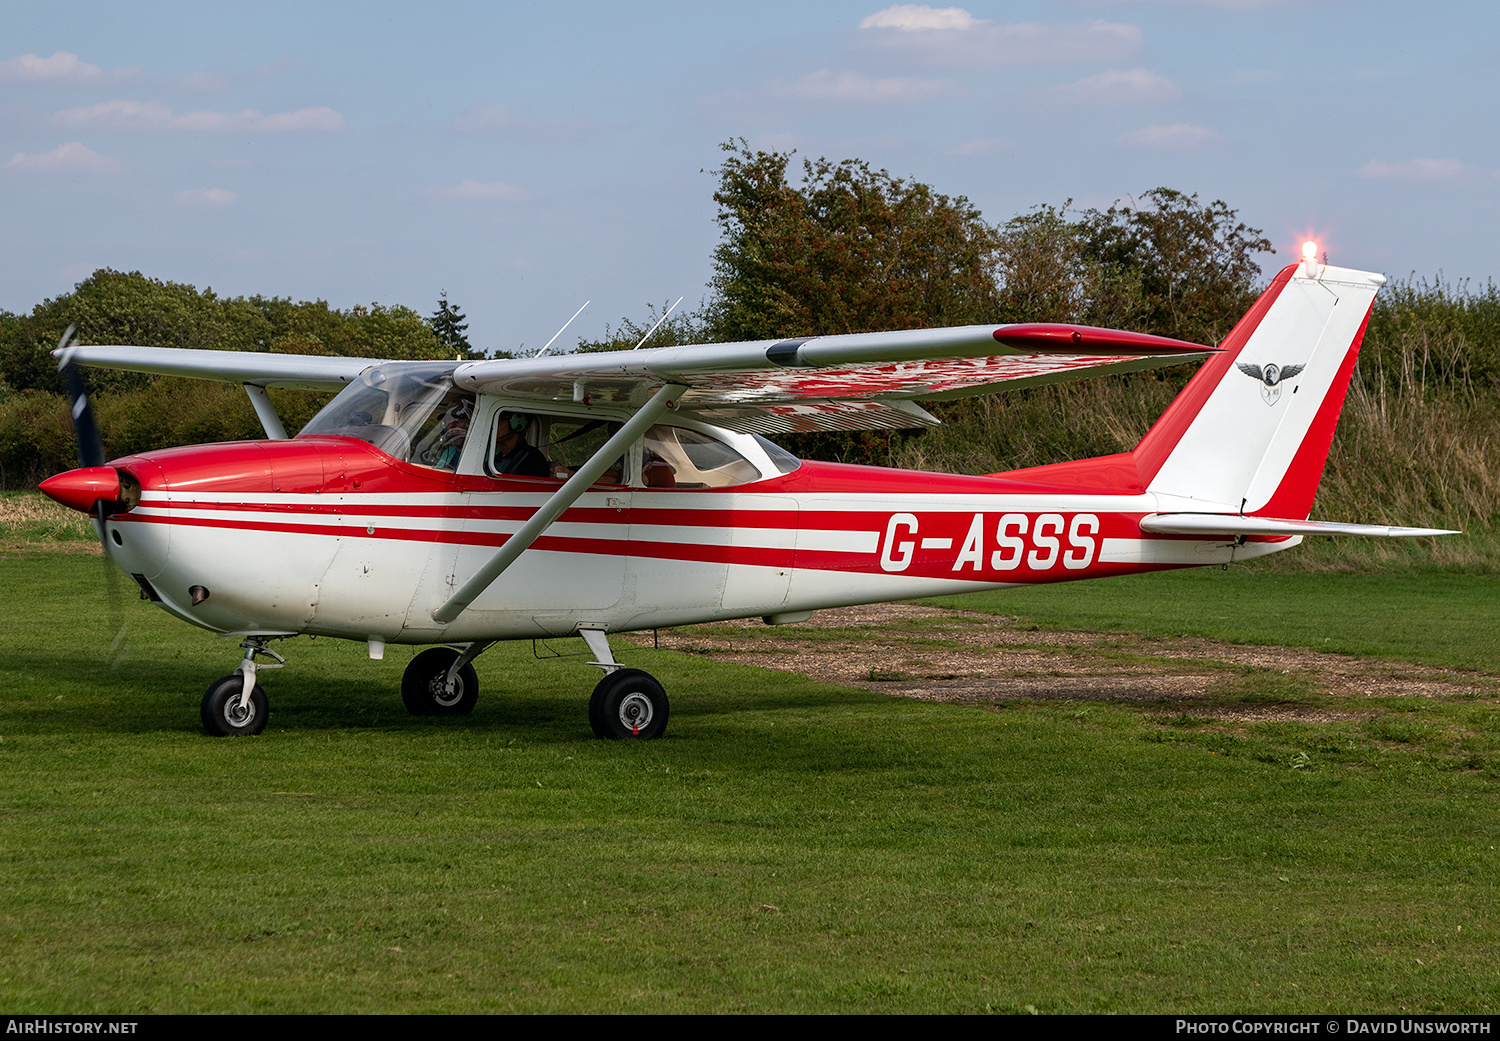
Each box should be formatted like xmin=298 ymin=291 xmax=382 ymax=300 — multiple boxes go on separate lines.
xmin=201 ymin=674 xmax=268 ymax=736
xmin=589 ymin=669 xmax=669 ymax=740
xmin=402 ymin=648 xmax=479 ymax=716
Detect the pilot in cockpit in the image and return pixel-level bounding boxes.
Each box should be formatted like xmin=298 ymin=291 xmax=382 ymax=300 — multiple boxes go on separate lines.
xmin=492 ymin=412 xmax=552 ymax=478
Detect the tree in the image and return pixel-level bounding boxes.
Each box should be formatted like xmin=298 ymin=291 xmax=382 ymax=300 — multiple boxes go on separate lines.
xmin=429 ymin=291 xmax=475 ymax=357
xmin=707 ymin=141 xmax=1003 ymax=342
xmin=1076 ymin=188 xmax=1274 ymax=345
xmin=992 ymin=203 xmax=1144 ymax=330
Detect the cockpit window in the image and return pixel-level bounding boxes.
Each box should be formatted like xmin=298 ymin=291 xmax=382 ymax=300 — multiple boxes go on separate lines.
xmin=298 ymin=364 xmax=474 ymax=469
xmin=485 ymin=413 xmax=626 ymax=484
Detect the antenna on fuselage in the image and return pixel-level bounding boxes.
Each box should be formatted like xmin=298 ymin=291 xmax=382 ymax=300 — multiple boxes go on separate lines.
xmin=532 ymin=300 xmax=590 ymax=358
xmin=632 ymin=296 xmax=684 ymax=350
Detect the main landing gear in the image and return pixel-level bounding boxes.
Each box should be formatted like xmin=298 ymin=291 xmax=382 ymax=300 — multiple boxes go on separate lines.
xmin=201 ymin=637 xmax=284 ymax=736
xmin=580 ymin=629 xmax=669 ymax=740
xmin=198 ymin=632 xmax=669 ymax=740
xmin=401 ymin=644 xmax=486 ymax=716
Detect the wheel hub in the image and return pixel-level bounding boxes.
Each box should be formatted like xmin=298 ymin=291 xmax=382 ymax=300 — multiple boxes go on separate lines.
xmin=430 ymin=674 xmax=463 ymax=708
xmin=617 ymin=691 xmax=654 ymax=731
xmin=224 ymin=697 xmax=256 ymax=728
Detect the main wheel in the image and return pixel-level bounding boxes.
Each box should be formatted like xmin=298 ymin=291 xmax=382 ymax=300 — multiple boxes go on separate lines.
xmin=402 ymin=648 xmax=479 ymax=716
xmin=201 ymin=674 xmax=268 ymax=736
xmin=589 ymin=669 xmax=669 ymax=740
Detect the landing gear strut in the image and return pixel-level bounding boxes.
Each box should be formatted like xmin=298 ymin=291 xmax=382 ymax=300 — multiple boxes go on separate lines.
xmin=201 ymin=637 xmax=284 ymax=736
xmin=580 ymin=628 xmax=669 ymax=740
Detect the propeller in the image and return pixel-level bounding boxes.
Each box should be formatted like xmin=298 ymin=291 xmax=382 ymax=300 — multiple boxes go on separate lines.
xmin=55 ymin=325 xmax=128 ymax=668
xmin=56 ymin=325 xmax=105 ymax=469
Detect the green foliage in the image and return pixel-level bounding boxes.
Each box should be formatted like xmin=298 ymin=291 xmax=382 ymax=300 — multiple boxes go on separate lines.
xmin=0 ymin=270 xmax=445 ymax=486
xmin=991 ymin=203 xmax=1145 ymax=329
xmin=706 ymin=141 xmax=1003 ymax=343
xmin=0 ymin=389 xmax=75 ymax=489
xmin=1074 ymin=187 xmax=1275 ymax=345
xmin=1364 ymin=274 xmax=1500 ymax=393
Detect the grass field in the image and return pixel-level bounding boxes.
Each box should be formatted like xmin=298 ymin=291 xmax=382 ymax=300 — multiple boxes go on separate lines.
xmin=2 ymin=548 xmax=1497 ymax=1013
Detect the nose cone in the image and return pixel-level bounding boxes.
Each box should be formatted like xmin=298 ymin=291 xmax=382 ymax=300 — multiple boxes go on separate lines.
xmin=39 ymin=466 xmax=121 ymax=513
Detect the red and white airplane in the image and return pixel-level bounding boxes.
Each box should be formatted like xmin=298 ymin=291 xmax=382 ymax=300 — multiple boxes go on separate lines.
xmin=40 ymin=249 xmax=1452 ymax=740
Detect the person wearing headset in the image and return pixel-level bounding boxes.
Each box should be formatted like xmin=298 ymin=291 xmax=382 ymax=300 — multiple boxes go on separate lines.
xmin=491 ymin=411 xmax=552 ymax=477
xmin=431 ymin=399 xmax=473 ymax=471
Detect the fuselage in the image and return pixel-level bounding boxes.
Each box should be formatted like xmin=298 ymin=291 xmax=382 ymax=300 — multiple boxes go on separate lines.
xmin=97 ymin=432 xmax=1290 ymax=644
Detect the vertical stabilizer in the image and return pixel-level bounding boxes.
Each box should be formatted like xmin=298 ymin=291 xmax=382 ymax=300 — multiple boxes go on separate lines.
xmin=1134 ymin=261 xmax=1384 ymax=518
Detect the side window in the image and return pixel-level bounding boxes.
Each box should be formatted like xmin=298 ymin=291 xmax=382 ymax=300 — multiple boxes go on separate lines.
xmin=486 ymin=410 xmax=553 ymax=479
xmin=483 ymin=411 xmax=628 ymax=485
xmin=640 ymin=425 xmax=761 ymax=488
xmin=542 ymin=418 xmax=626 ymax=485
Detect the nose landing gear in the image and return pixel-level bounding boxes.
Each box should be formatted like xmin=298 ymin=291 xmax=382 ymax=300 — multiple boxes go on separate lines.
xmin=201 ymin=637 xmax=284 ymax=736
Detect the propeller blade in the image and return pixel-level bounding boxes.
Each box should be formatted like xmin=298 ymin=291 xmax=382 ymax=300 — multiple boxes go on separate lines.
xmin=55 ymin=324 xmax=106 ymax=469
xmin=53 ymin=326 xmax=129 ymax=666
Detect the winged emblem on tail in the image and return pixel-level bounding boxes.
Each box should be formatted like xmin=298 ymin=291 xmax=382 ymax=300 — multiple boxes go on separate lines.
xmin=1237 ymin=361 xmax=1305 ymax=405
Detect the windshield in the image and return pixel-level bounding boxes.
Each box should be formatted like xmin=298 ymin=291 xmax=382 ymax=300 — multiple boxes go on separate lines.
xmin=297 ymin=363 xmax=472 ymax=467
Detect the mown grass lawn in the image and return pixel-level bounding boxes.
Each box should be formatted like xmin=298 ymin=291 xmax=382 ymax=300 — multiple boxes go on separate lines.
xmin=1 ymin=552 xmax=1496 ymax=1013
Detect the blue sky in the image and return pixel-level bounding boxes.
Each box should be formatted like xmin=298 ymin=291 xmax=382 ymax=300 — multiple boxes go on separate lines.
xmin=3 ymin=1 xmax=1497 ymax=354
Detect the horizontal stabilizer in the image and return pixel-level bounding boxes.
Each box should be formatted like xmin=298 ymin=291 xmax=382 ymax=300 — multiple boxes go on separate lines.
xmin=1140 ymin=514 xmax=1459 ymax=538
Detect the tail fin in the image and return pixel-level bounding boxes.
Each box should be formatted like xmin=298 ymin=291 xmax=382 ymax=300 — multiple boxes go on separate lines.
xmin=1133 ymin=260 xmax=1385 ymax=518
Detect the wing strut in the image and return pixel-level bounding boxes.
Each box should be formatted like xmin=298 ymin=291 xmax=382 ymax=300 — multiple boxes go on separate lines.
xmin=431 ymin=383 xmax=687 ymax=624
xmin=244 ymin=384 xmax=288 ymax=440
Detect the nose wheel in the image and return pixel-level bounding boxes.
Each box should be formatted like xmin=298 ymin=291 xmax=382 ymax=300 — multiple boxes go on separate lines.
xmin=201 ymin=637 xmax=283 ymax=736
xmin=589 ymin=669 xmax=669 ymax=740
xmin=201 ymin=674 xmax=268 ymax=736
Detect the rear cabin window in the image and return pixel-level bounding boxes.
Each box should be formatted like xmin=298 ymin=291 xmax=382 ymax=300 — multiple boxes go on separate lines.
xmin=640 ymin=425 xmax=761 ymax=488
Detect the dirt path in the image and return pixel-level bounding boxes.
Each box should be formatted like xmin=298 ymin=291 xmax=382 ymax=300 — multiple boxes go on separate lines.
xmin=626 ymin=603 xmax=1498 ymax=722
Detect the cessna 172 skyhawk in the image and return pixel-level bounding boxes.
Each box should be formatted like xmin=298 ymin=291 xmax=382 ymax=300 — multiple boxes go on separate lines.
xmin=39 ymin=250 xmax=1453 ymax=740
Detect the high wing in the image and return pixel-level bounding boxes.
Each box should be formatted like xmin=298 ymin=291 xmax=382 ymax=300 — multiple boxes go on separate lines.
xmin=52 ymin=345 xmax=385 ymax=391
xmin=450 ymin=323 xmax=1214 ymax=434
xmin=56 ymin=322 xmax=1213 ymax=435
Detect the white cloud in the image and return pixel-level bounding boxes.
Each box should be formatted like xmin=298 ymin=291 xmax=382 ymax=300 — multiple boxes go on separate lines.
xmin=177 ymin=187 xmax=238 ymax=208
xmin=1044 ymin=68 xmax=1181 ymax=104
xmin=1356 ymin=158 xmax=1474 ymax=181
xmin=1117 ymin=123 xmax=1221 ymax=148
xmin=861 ymin=5 xmax=978 ymax=30
xmin=857 ymin=7 xmax=1141 ymax=65
xmin=6 ymin=141 xmax=125 ymax=174
xmin=55 ymin=100 xmax=343 ymax=132
xmin=425 ymin=179 xmax=530 ymax=201
xmin=778 ymin=69 xmax=959 ymax=103
xmin=0 ymin=51 xmax=106 ymax=83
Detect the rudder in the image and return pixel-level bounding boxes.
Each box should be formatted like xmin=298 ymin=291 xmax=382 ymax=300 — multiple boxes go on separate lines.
xmin=1134 ymin=260 xmax=1385 ymax=519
